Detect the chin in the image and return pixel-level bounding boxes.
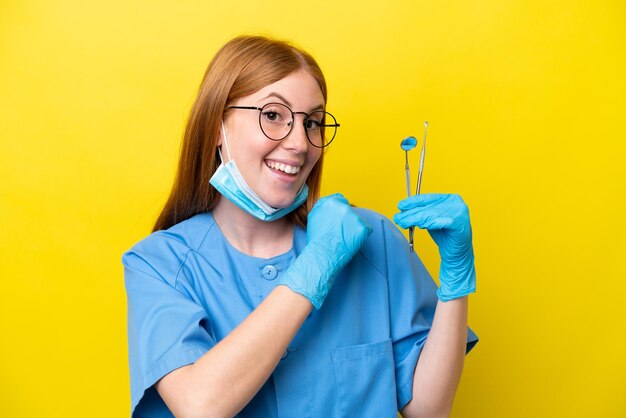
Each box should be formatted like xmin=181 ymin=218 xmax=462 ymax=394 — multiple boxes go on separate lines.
xmin=268 ymin=199 xmax=295 ymax=209
xmin=264 ymin=193 xmax=299 ymax=209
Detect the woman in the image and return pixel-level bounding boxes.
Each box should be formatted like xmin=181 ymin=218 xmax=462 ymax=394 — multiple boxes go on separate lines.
xmin=123 ymin=35 xmax=478 ymax=418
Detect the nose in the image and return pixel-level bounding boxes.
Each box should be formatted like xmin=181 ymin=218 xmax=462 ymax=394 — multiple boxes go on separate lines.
xmin=282 ymin=114 xmax=310 ymax=153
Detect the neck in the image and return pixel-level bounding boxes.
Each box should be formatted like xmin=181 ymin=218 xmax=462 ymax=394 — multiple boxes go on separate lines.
xmin=212 ymin=196 xmax=294 ymax=258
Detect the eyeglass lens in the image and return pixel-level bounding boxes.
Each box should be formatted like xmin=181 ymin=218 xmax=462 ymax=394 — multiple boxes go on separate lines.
xmin=259 ymin=103 xmax=337 ymax=148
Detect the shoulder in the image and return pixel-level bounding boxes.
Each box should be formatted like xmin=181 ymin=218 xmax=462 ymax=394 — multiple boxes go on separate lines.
xmin=122 ymin=212 xmax=217 ymax=283
xmin=353 ymin=207 xmax=393 ymax=228
xmin=352 ymin=206 xmax=405 ymax=243
xmin=351 ymin=206 xmax=410 ymax=275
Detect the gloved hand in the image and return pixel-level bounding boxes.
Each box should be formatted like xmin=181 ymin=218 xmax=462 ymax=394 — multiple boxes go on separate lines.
xmin=280 ymin=193 xmax=372 ymax=309
xmin=393 ymin=194 xmax=476 ymax=302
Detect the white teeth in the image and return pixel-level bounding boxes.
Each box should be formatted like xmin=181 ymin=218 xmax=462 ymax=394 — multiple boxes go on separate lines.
xmin=266 ymin=161 xmax=301 ymax=174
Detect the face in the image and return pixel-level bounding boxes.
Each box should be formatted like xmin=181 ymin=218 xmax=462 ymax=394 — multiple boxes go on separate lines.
xmin=221 ymin=69 xmax=324 ymax=209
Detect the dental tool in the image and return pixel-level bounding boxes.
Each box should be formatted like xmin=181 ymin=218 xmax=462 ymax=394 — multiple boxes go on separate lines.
xmin=400 ymin=121 xmax=428 ymax=253
xmin=400 ymin=136 xmax=417 ymax=252
xmin=416 ymin=121 xmax=428 ymax=195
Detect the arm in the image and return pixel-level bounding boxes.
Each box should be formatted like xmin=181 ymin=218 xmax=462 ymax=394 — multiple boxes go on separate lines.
xmin=394 ymin=194 xmax=477 ymax=418
xmin=157 ymin=285 xmax=312 ymax=418
xmin=401 ymin=297 xmax=468 ymax=418
xmin=157 ymin=194 xmax=371 ymax=417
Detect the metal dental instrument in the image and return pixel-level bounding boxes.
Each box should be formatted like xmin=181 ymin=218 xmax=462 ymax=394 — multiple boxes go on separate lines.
xmin=416 ymin=121 xmax=428 ymax=195
xmin=400 ymin=136 xmax=417 ymax=252
xmin=400 ymin=121 xmax=429 ymax=253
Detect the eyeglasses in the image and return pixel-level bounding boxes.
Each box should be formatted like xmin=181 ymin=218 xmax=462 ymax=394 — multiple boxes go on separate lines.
xmin=226 ymin=102 xmax=340 ymax=148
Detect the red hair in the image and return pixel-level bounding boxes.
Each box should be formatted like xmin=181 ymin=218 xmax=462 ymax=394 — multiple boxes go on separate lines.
xmin=153 ymin=35 xmax=327 ymax=232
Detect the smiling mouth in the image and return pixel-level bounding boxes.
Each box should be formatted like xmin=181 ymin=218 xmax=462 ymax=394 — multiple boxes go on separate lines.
xmin=265 ymin=160 xmax=301 ymax=175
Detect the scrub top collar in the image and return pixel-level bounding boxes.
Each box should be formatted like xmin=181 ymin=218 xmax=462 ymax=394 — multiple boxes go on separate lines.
xmin=208 ymin=212 xmax=307 ymax=280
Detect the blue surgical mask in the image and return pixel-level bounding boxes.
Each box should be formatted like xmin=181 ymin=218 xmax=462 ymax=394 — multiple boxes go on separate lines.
xmin=209 ymin=121 xmax=309 ymax=222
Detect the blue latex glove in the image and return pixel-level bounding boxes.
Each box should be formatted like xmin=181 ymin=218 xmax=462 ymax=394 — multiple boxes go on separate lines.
xmin=280 ymin=193 xmax=372 ymax=309
xmin=393 ymin=194 xmax=476 ymax=302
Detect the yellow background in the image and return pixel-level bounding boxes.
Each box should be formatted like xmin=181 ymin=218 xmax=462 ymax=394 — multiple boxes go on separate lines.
xmin=1 ymin=1 xmax=625 ymax=416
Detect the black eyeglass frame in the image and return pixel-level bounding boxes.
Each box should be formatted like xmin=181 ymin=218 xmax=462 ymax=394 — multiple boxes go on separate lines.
xmin=226 ymin=103 xmax=340 ymax=148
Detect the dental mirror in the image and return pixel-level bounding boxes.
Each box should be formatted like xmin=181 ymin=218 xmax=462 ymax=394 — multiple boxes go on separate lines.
xmin=400 ymin=136 xmax=417 ymax=252
xmin=400 ymin=136 xmax=417 ymax=151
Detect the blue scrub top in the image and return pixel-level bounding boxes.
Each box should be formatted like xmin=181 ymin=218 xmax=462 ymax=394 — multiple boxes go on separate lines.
xmin=123 ymin=208 xmax=478 ymax=417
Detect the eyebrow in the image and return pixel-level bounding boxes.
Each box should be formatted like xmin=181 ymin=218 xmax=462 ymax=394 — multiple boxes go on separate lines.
xmin=259 ymin=93 xmax=325 ymax=112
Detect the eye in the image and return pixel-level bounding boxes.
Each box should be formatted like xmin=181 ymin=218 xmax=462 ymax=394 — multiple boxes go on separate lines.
xmin=261 ymin=104 xmax=290 ymax=125
xmin=262 ymin=111 xmax=280 ymax=122
xmin=306 ymin=111 xmax=326 ymax=131
xmin=305 ymin=119 xmax=321 ymax=131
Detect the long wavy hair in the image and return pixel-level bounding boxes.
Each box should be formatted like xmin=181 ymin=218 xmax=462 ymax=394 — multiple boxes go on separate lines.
xmin=153 ymin=35 xmax=327 ymax=232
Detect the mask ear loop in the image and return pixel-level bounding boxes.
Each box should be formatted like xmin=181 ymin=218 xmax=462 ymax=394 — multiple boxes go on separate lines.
xmin=219 ymin=121 xmax=232 ymax=163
